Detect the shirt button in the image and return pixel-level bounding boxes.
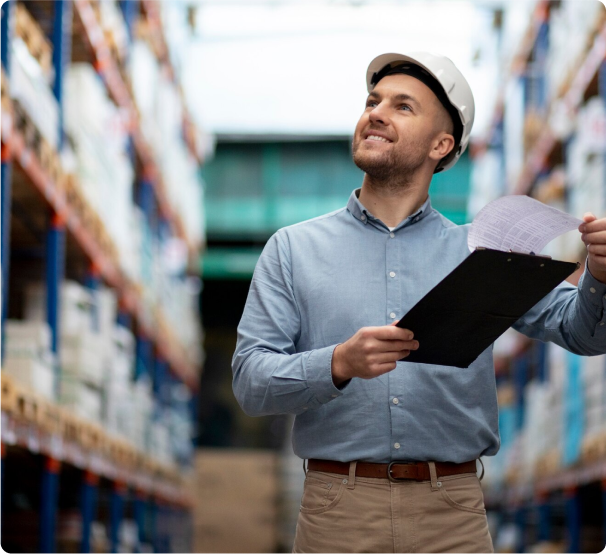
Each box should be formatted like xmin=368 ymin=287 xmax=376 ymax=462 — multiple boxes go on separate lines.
xmin=392 ymin=398 xmax=399 ymax=405
xmin=361 ymin=214 xmax=367 ymax=221
xmin=600 ymin=322 xmax=605 ymax=326
xmin=331 ymin=394 xmax=338 ymax=398
xmin=389 ymin=232 xmax=395 ymax=239
xmin=414 ymin=217 xmax=419 ymax=222
xmin=590 ymin=287 xmax=596 ymax=293
xmin=394 ymin=442 xmax=401 ymax=449
xmin=389 ymin=271 xmax=396 ymax=278
xmin=390 ymin=312 xmax=396 ymax=319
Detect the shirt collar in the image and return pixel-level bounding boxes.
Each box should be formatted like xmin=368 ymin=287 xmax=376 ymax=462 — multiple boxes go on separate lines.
xmin=346 ymin=188 xmax=433 ymax=231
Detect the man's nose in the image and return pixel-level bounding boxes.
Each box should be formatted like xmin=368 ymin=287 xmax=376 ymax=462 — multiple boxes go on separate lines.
xmin=368 ymin=103 xmax=389 ymax=125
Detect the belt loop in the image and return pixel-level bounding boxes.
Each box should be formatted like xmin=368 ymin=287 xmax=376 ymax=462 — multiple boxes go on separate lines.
xmin=303 ymin=459 xmax=308 ymax=476
xmin=347 ymin=461 xmax=357 ymax=490
xmin=477 ymin=458 xmax=485 ymax=481
xmin=428 ymin=462 xmax=441 ymax=491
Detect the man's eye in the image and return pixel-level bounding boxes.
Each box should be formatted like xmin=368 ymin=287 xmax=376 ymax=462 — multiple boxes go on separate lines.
xmin=400 ymin=104 xmax=412 ymax=112
xmin=366 ymin=101 xmax=377 ymax=108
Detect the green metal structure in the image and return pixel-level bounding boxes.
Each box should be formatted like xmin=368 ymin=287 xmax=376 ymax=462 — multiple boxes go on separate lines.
xmin=201 ymin=135 xmax=471 ymax=279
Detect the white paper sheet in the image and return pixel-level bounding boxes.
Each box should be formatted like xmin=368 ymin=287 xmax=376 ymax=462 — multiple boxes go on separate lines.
xmin=468 ymin=195 xmax=583 ymax=254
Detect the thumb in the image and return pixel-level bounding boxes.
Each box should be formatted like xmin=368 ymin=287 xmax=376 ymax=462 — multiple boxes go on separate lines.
xmin=390 ymin=320 xmax=400 ymax=326
xmin=583 ymin=212 xmax=597 ymax=223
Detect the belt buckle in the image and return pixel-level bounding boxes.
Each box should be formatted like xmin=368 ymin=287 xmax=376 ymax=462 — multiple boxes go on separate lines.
xmin=387 ymin=461 xmax=415 ymax=483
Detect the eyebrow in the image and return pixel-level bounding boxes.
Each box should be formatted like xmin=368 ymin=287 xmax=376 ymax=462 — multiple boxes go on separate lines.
xmin=368 ymin=91 xmax=422 ymax=109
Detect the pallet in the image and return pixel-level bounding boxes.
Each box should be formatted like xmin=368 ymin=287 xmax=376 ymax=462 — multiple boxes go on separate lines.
xmin=62 ymin=411 xmax=85 ymax=445
xmin=581 ymin=431 xmax=606 ymax=464
xmin=13 ymin=383 xmax=42 ymax=424
xmin=13 ymin=101 xmax=42 ymax=157
xmin=38 ymin=401 xmax=65 ymax=437
xmin=1 ymin=66 xmax=11 ymax=117
xmin=80 ymin=421 xmax=105 ymax=451
xmin=15 ymin=4 xmax=52 ymax=78
xmin=1 ymin=373 xmax=18 ymax=414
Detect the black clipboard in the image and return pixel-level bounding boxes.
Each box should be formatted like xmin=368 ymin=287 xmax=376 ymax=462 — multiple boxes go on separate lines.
xmin=395 ymin=248 xmax=579 ymax=368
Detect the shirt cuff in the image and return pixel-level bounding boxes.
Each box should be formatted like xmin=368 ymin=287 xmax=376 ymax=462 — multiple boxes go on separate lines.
xmin=578 ymin=259 xmax=606 ymax=311
xmin=306 ymin=344 xmax=349 ymax=405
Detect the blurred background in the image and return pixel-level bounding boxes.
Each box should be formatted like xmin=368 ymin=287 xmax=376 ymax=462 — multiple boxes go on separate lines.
xmin=0 ymin=0 xmax=605 ymax=552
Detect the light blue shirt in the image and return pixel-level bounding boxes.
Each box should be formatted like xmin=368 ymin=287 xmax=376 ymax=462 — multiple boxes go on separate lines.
xmin=232 ymin=189 xmax=606 ymax=463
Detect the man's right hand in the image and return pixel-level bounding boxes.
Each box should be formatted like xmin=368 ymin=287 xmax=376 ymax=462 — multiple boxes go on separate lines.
xmin=331 ymin=325 xmax=419 ymax=387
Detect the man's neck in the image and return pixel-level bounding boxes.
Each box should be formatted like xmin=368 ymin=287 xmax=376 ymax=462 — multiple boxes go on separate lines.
xmin=358 ymin=177 xmax=430 ymax=228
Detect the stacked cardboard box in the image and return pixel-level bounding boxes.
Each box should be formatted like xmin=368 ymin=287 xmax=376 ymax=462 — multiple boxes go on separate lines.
xmin=193 ymin=449 xmax=279 ymax=553
xmin=23 ymin=281 xmax=115 ymax=422
xmin=3 ymin=320 xmax=55 ymax=399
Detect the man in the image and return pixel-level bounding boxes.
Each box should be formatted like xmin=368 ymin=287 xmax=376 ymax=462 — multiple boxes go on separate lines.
xmin=232 ymin=52 xmax=606 ymax=553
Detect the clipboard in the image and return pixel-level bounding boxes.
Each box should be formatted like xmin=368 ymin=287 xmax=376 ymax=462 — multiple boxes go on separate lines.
xmin=395 ymin=248 xmax=580 ymax=368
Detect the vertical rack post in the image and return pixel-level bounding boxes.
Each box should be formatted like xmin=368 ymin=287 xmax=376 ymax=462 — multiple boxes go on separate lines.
xmin=85 ymin=263 xmax=101 ymax=332
xmin=39 ymin=456 xmax=61 ymax=553
xmin=602 ymin=479 xmax=606 ymax=552
xmin=46 ymin=213 xmax=66 ymax=396
xmin=154 ymin=357 xmax=169 ymax=405
xmin=117 ymin=305 xmax=132 ymax=329
xmin=80 ymin=470 xmax=99 ymax=553
xmin=515 ymin=505 xmax=526 ymax=554
xmin=536 ymin=491 xmax=551 ymax=542
xmin=513 ymin=355 xmax=528 ymax=430
xmin=119 ymin=0 xmax=139 ymax=42
xmin=51 ymin=0 xmax=72 ymax=151
xmin=149 ymin=498 xmax=158 ymax=553
xmin=1 ymin=442 xmax=6 ymax=529
xmin=133 ymin=489 xmax=146 ymax=553
xmin=110 ymin=481 xmax=127 ymax=553
xmin=565 ymin=486 xmax=581 ymax=553
xmin=135 ymin=333 xmax=152 ymax=381
xmin=1 ymin=0 xmax=15 ymax=362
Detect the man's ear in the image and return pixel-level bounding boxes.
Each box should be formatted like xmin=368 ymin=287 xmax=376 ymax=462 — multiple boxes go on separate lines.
xmin=429 ymin=133 xmax=455 ymax=161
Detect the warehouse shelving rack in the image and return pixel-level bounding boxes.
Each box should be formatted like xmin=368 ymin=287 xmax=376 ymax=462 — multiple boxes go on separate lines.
xmin=1 ymin=1 xmax=202 ymax=552
xmin=476 ymin=2 xmax=606 ymax=552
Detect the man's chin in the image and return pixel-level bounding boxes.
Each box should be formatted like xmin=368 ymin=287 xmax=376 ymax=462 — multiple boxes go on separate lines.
xmin=353 ymin=152 xmax=390 ymax=175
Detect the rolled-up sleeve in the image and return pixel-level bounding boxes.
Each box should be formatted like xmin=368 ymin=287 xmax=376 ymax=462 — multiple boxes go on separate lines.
xmin=232 ymin=231 xmax=345 ymax=417
xmin=513 ymin=261 xmax=606 ymax=355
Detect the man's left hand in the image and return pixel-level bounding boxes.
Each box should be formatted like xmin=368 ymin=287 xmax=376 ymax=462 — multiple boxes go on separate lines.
xmin=580 ymin=212 xmax=606 ymax=284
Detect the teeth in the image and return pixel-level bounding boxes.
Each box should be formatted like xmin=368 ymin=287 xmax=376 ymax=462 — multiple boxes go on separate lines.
xmin=367 ymin=135 xmax=391 ymax=143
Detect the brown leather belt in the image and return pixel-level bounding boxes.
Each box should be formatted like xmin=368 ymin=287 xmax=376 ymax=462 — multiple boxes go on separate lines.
xmin=307 ymin=459 xmax=478 ymax=482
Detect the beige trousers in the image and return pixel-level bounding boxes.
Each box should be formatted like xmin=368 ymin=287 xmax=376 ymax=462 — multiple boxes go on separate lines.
xmin=293 ymin=462 xmax=494 ymax=553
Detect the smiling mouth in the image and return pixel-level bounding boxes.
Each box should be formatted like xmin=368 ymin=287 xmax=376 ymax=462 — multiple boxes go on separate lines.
xmin=365 ymin=135 xmax=392 ymax=143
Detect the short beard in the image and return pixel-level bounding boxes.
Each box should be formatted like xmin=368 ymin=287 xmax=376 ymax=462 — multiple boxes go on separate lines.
xmin=352 ymin=137 xmax=429 ymax=192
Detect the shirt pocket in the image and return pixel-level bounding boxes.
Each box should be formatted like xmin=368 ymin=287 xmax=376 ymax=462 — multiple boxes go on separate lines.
xmin=299 ymin=472 xmax=346 ymax=515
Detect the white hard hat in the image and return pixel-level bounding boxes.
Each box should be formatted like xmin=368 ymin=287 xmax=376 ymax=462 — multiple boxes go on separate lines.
xmin=366 ymin=51 xmax=475 ymax=173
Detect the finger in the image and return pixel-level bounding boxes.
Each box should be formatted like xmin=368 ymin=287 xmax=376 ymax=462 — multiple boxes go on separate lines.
xmin=580 ymin=217 xmax=606 ymax=234
xmin=376 ymin=339 xmax=419 ymax=352
xmin=374 ymin=349 xmax=415 ymax=364
xmin=374 ymin=361 xmax=400 ymax=376
xmin=390 ymin=320 xmax=399 ymax=326
xmin=582 ymin=230 xmax=606 ymax=246
xmin=584 ymin=212 xmax=597 ymax=223
xmin=371 ymin=325 xmax=414 ymax=341
xmin=587 ymin=244 xmax=606 ymax=256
